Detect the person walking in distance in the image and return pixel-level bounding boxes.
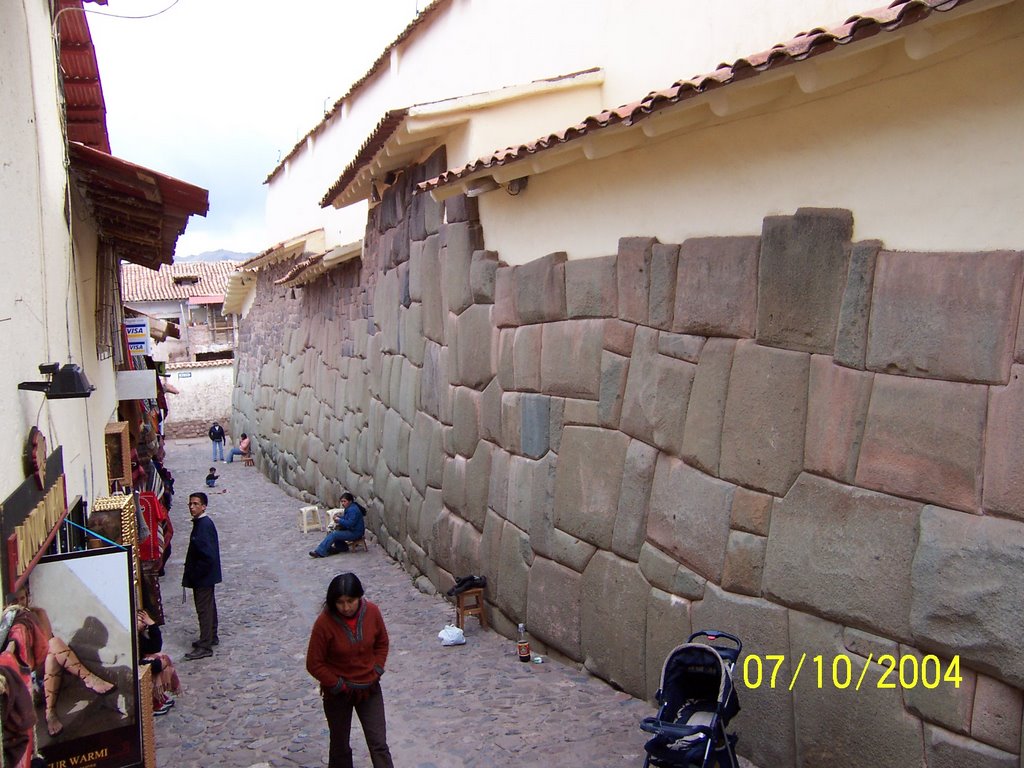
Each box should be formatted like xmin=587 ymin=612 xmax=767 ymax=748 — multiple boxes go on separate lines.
xmin=182 ymin=493 xmax=221 ymax=660
xmin=306 ymin=572 xmax=394 ymax=768
xmin=208 ymin=421 xmax=225 ymax=463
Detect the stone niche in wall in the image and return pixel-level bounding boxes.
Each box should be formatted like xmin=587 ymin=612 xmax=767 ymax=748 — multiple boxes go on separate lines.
xmin=233 ymin=176 xmax=1024 ymax=767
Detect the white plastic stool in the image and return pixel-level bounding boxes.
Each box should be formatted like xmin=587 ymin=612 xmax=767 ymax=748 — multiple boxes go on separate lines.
xmin=299 ymin=505 xmax=324 ymax=534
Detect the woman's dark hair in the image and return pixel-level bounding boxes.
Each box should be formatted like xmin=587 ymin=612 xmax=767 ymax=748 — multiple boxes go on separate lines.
xmin=323 ymin=572 xmax=364 ymax=617
xmin=341 ymin=492 xmax=355 ymax=503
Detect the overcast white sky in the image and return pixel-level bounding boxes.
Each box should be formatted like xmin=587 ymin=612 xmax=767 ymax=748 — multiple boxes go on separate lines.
xmin=88 ymin=0 xmax=424 ymax=257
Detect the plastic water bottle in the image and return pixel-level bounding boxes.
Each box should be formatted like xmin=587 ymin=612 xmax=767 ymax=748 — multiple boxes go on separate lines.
xmin=517 ymin=623 xmax=531 ymax=662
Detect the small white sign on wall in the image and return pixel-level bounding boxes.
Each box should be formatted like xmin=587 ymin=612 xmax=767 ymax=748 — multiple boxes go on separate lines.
xmin=116 ymin=369 xmax=157 ymax=400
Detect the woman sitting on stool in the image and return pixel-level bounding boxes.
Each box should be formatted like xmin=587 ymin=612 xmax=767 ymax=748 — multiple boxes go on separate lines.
xmin=309 ymin=493 xmax=364 ymax=558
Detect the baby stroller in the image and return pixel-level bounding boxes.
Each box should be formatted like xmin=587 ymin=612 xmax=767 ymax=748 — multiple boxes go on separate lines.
xmin=640 ymin=630 xmax=742 ymax=768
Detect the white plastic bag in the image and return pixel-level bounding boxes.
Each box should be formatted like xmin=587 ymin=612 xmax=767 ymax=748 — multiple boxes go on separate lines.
xmin=438 ymin=624 xmax=466 ymax=646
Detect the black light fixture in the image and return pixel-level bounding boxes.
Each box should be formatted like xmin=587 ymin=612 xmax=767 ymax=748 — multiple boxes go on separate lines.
xmin=19 ymin=362 xmax=95 ymax=399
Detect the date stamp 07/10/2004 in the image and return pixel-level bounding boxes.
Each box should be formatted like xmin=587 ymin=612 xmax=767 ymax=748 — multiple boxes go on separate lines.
xmin=740 ymin=653 xmax=963 ymax=691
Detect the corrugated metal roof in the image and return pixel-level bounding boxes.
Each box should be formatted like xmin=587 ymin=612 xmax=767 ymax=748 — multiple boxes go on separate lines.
xmin=121 ymin=260 xmax=241 ymax=302
xmin=264 ymin=0 xmax=453 ymax=185
xmin=420 ymin=0 xmax=982 ymax=194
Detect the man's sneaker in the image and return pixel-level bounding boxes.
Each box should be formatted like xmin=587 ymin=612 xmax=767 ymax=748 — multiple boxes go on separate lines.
xmin=309 ymin=551 xmax=322 ymax=558
xmin=184 ymin=647 xmax=213 ymax=660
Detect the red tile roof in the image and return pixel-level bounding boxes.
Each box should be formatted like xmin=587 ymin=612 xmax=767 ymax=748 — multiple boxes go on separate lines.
xmin=121 ymin=260 xmax=242 ymax=302
xmin=264 ymin=0 xmax=453 ymax=185
xmin=319 ymin=110 xmax=411 ymax=208
xmin=57 ymin=0 xmax=110 ymax=153
xmin=420 ymin=0 xmax=978 ymax=193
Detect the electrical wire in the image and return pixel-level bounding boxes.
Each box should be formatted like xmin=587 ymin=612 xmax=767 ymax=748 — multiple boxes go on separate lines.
xmin=52 ymin=0 xmax=182 ymax=31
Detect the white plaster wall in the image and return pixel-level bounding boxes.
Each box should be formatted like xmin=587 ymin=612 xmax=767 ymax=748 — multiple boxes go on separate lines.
xmin=475 ymin=9 xmax=1024 ymax=262
xmin=266 ymin=0 xmax=878 ymax=246
xmin=164 ymin=364 xmax=234 ymax=434
xmin=0 ymin=0 xmax=118 ymax=509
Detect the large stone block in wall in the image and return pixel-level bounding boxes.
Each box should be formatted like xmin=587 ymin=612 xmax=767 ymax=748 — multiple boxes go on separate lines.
xmin=756 ymin=208 xmax=853 ymax=353
xmin=648 ymin=244 xmax=679 ymax=331
xmin=866 ymin=249 xmax=1022 ymax=384
xmin=674 ymin=236 xmax=759 ymax=338
xmin=612 ymin=439 xmax=659 ymax=561
xmin=645 ymin=589 xmax=691 ymax=697
xmin=924 ymin=724 xmax=1018 ymax=768
xmin=420 ymin=341 xmax=452 ymax=425
xmin=719 ymin=340 xmax=809 ymax=496
xmin=493 ymin=266 xmax=519 ymax=328
xmin=451 ymin=386 xmax=480 ymax=459
xmin=470 ymin=250 xmax=498 ymax=304
xmin=463 ymin=440 xmax=491 ymax=532
xmin=763 ymin=473 xmax=920 ymax=640
xmin=805 ymin=354 xmax=873 ymax=484
xmin=616 ymin=237 xmax=657 ymax=325
xmin=375 ymin=268 xmax=401 ymax=354
xmin=619 ymin=327 xmax=695 ymax=456
xmin=984 ymin=365 xmax=1024 ymax=521
xmin=833 ymin=240 xmax=881 ymax=369
xmin=527 ymin=556 xmax=583 ymax=661
xmin=419 ymin=234 xmax=445 ymax=343
xmin=494 ymin=521 xmax=531 ymax=623
xmin=680 ymin=337 xmax=736 ymax=476
xmin=789 ymin=612 xmax=925 ymax=768
xmin=855 ymin=374 xmax=986 ymax=512
xmin=515 ymin=252 xmax=567 ymax=324
xmin=479 ymin=377 xmax=503 ymax=445
xmin=454 ymin=303 xmax=495 ymax=390
xmin=911 ymin=506 xmax=1024 ymax=687
xmin=598 ymin=351 xmax=629 ymax=430
xmin=647 ymin=454 xmax=734 ymax=582
xmin=442 ymin=221 xmax=483 ymax=316
xmin=506 ymin=453 xmax=554 ymax=534
xmin=539 ymin=319 xmax=604 ymax=399
xmin=565 ymin=254 xmax=618 ymax=318
xmin=553 ymin=426 xmax=629 ymax=549
xmin=690 ymin=584 xmax=795 ymax=768
xmin=408 ymin=412 xmax=439 ymax=496
xmin=581 ymin=551 xmax=648 ymax=696
xmin=513 ymin=325 xmax=542 ymax=392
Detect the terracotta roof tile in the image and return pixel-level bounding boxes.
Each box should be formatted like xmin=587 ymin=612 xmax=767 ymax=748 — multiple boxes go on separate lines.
xmin=121 ymin=261 xmax=241 ymax=302
xmin=421 ymin=0 xmax=977 ymax=193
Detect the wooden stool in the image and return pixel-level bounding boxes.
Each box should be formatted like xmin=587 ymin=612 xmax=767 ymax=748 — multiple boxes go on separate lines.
xmin=242 ymin=455 xmax=254 ymax=466
xmin=299 ymin=505 xmax=324 ymax=534
xmin=348 ymin=537 xmax=369 ymax=552
xmin=455 ymin=587 xmax=487 ymax=630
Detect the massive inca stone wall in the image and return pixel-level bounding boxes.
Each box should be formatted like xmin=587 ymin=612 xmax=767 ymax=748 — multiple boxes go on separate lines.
xmin=235 ymin=156 xmax=1024 ymax=765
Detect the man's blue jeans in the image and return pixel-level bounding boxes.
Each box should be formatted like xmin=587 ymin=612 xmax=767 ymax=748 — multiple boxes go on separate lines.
xmin=212 ymin=440 xmax=224 ymax=462
xmin=314 ymin=529 xmax=361 ymax=557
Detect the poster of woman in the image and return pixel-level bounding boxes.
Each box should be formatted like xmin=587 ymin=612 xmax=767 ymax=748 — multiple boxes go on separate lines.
xmin=27 ymin=547 xmax=141 ymax=768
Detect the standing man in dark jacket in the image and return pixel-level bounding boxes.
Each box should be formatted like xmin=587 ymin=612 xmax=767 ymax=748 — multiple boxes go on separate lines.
xmin=183 ymin=492 xmax=221 ymax=660
xmin=208 ymin=421 xmax=225 ymax=463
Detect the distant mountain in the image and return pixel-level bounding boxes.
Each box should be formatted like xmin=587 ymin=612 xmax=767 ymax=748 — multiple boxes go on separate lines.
xmin=178 ymin=249 xmax=255 ymax=263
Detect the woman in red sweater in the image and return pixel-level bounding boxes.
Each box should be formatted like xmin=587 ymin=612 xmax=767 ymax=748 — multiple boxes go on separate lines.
xmin=306 ymin=572 xmax=394 ymax=768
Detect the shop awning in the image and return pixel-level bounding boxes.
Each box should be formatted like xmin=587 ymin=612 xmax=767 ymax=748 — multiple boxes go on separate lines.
xmin=69 ymin=142 xmax=210 ymax=269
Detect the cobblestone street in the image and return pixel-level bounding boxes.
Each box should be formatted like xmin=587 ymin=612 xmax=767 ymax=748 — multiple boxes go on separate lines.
xmin=154 ymin=438 xmax=713 ymax=768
